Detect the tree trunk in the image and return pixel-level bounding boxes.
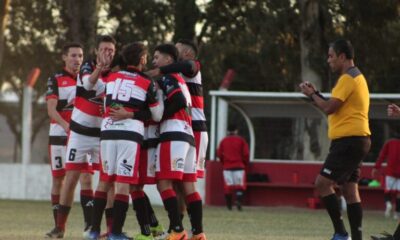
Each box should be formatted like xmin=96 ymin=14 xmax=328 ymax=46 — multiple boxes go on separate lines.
xmin=173 ymin=0 xmax=200 ymax=42
xmin=299 ymin=0 xmax=322 ymax=88
xmin=60 ymin=0 xmax=99 ymax=55
xmin=0 ymin=0 xmax=11 ymax=69
xmin=296 ymin=0 xmax=328 ymax=161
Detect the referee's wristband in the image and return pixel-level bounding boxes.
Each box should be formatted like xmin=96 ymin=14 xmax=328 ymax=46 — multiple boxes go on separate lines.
xmin=309 ymin=91 xmax=326 ymax=101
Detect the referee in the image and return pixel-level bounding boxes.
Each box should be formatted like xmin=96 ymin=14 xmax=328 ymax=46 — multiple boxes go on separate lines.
xmin=299 ymin=39 xmax=371 ymax=240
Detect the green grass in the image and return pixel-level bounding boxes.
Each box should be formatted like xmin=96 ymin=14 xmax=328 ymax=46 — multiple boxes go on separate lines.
xmin=0 ymin=199 xmax=397 ymax=239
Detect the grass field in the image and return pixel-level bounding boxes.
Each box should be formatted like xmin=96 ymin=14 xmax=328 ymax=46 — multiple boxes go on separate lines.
xmin=0 ymin=199 xmax=397 ymax=240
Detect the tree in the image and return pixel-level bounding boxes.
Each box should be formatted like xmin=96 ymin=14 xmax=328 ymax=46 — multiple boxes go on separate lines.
xmin=58 ymin=0 xmax=99 ymax=55
xmin=0 ymin=0 xmax=10 ymax=71
xmin=172 ymin=0 xmax=200 ymax=42
xmin=108 ymin=0 xmax=174 ymax=50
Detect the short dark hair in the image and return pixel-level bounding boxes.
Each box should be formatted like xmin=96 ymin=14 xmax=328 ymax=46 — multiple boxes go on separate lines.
xmin=154 ymin=43 xmax=178 ymax=62
xmin=330 ymin=39 xmax=354 ymax=59
xmin=228 ymin=124 xmax=237 ymax=132
xmin=96 ymin=35 xmax=116 ymax=49
xmin=177 ymin=39 xmax=198 ymax=55
xmin=62 ymin=42 xmax=83 ymax=55
xmin=122 ymin=42 xmax=147 ymax=66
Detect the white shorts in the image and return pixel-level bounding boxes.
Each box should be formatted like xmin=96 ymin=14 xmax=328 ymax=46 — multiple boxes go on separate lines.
xmin=100 ymin=139 xmax=140 ymax=184
xmin=194 ymin=131 xmax=208 ymax=178
xmin=49 ymin=144 xmax=67 ymax=177
xmin=223 ymin=169 xmax=246 ymax=193
xmin=139 ymin=146 xmax=157 ymax=184
xmin=65 ymin=131 xmax=100 ymax=171
xmin=385 ymin=176 xmax=400 ymax=192
xmin=155 ymin=141 xmax=197 ymax=182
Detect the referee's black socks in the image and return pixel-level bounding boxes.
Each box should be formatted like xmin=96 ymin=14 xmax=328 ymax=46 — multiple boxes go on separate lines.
xmin=347 ymin=202 xmax=362 ymax=240
xmin=322 ymin=194 xmax=348 ymax=236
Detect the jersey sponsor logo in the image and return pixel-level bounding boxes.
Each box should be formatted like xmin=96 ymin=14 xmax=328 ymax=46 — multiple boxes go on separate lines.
xmin=103 ymin=160 xmax=109 ymax=172
xmin=47 ymin=86 xmax=53 ymax=95
xmin=172 ymin=158 xmax=184 ymax=171
xmin=62 ymin=80 xmax=68 ymax=86
xmin=81 ymin=62 xmax=93 ymax=74
xmin=119 ymin=159 xmax=133 ymax=176
xmin=322 ymin=168 xmax=332 ymax=175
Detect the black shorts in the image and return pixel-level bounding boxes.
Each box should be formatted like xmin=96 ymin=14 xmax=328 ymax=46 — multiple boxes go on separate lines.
xmin=320 ymin=136 xmax=371 ymax=185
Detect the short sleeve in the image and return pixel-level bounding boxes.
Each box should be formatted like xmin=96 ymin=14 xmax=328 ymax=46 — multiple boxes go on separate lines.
xmin=46 ymin=76 xmax=58 ymax=100
xmin=157 ymin=75 xmax=181 ymax=99
xmin=331 ymin=75 xmax=355 ymax=102
xmin=146 ymin=80 xmax=158 ymax=106
xmin=80 ymin=61 xmax=94 ymax=77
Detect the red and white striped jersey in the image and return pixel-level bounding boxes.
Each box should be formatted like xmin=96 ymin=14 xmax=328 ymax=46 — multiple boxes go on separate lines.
xmin=101 ymin=67 xmax=159 ymax=142
xmin=181 ymin=61 xmax=207 ymax=132
xmin=158 ymin=73 xmax=194 ymax=146
xmin=46 ymin=69 xmax=77 ymax=142
xmin=70 ymin=60 xmax=107 ymax=137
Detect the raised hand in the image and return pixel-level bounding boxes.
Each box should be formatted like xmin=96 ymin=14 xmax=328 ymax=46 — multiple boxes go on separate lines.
xmin=388 ymin=103 xmax=400 ymax=117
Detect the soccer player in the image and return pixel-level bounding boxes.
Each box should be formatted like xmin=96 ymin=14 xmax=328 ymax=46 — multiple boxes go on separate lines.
xmin=46 ymin=35 xmax=116 ymax=238
xmin=97 ymin=41 xmax=163 ymax=240
xmin=131 ymin=111 xmax=168 ymax=239
xmin=147 ymin=39 xmax=208 ymax=178
xmin=371 ymin=104 xmax=400 ymax=240
xmin=152 ymin=43 xmax=206 ymax=240
xmin=217 ymin=124 xmax=249 ymax=211
xmin=299 ymin=39 xmax=371 ymax=240
xmin=147 ymin=39 xmax=208 ymax=228
xmin=46 ymin=42 xmax=93 ymax=232
xmin=372 ymin=131 xmax=400 ymax=219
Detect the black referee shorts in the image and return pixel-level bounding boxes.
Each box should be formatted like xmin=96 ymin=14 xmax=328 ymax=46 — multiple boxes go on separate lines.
xmin=320 ymin=136 xmax=371 ymax=185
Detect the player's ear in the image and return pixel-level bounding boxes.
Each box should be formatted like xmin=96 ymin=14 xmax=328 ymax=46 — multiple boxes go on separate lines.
xmin=62 ymin=53 xmax=67 ymax=62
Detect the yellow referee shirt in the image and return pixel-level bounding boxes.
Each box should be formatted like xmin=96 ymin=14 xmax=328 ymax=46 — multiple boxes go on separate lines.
xmin=328 ymin=67 xmax=371 ymax=139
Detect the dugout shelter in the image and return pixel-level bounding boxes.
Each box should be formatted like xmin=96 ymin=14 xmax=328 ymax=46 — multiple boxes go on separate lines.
xmin=206 ymin=91 xmax=400 ymax=209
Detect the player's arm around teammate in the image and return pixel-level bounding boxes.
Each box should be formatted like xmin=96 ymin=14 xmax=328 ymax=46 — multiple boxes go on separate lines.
xmin=152 ymin=43 xmax=206 ymax=240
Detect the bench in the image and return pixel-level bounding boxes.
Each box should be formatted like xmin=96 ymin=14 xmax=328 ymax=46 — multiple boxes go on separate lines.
xmin=205 ymin=161 xmax=385 ymax=210
xmin=246 ymin=181 xmax=384 ymax=209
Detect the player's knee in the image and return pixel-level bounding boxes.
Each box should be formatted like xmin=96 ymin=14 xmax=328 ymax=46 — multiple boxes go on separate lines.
xmin=79 ymin=173 xmax=92 ymax=188
xmin=315 ymin=176 xmax=331 ymax=192
xmin=183 ymin=182 xmax=196 ymax=195
xmin=52 ymin=176 xmax=64 ymax=189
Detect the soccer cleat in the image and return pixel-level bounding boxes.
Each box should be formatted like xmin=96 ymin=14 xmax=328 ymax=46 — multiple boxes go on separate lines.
xmin=82 ymin=226 xmax=92 ymax=239
xmin=107 ymin=232 xmax=133 ymax=240
xmin=331 ymin=233 xmax=351 ymax=240
xmin=150 ymin=225 xmax=168 ymax=240
xmin=165 ymin=230 xmax=188 ymax=240
xmin=385 ymin=202 xmax=393 ymax=218
xmin=83 ymin=230 xmax=100 ymax=240
xmin=189 ymin=233 xmax=207 ymax=240
xmin=134 ymin=233 xmax=155 ymax=240
xmin=370 ymin=232 xmax=395 ymax=240
xmin=45 ymin=227 xmax=64 ymax=238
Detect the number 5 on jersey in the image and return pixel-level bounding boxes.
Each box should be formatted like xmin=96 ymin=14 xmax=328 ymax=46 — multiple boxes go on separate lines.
xmin=112 ymin=78 xmax=135 ymax=102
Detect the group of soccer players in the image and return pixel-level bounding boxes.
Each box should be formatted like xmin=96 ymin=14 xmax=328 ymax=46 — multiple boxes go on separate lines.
xmin=45 ymin=35 xmax=208 ymax=240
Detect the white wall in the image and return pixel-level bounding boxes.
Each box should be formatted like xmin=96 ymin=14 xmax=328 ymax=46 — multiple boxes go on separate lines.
xmin=0 ymin=163 xmax=205 ymax=204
